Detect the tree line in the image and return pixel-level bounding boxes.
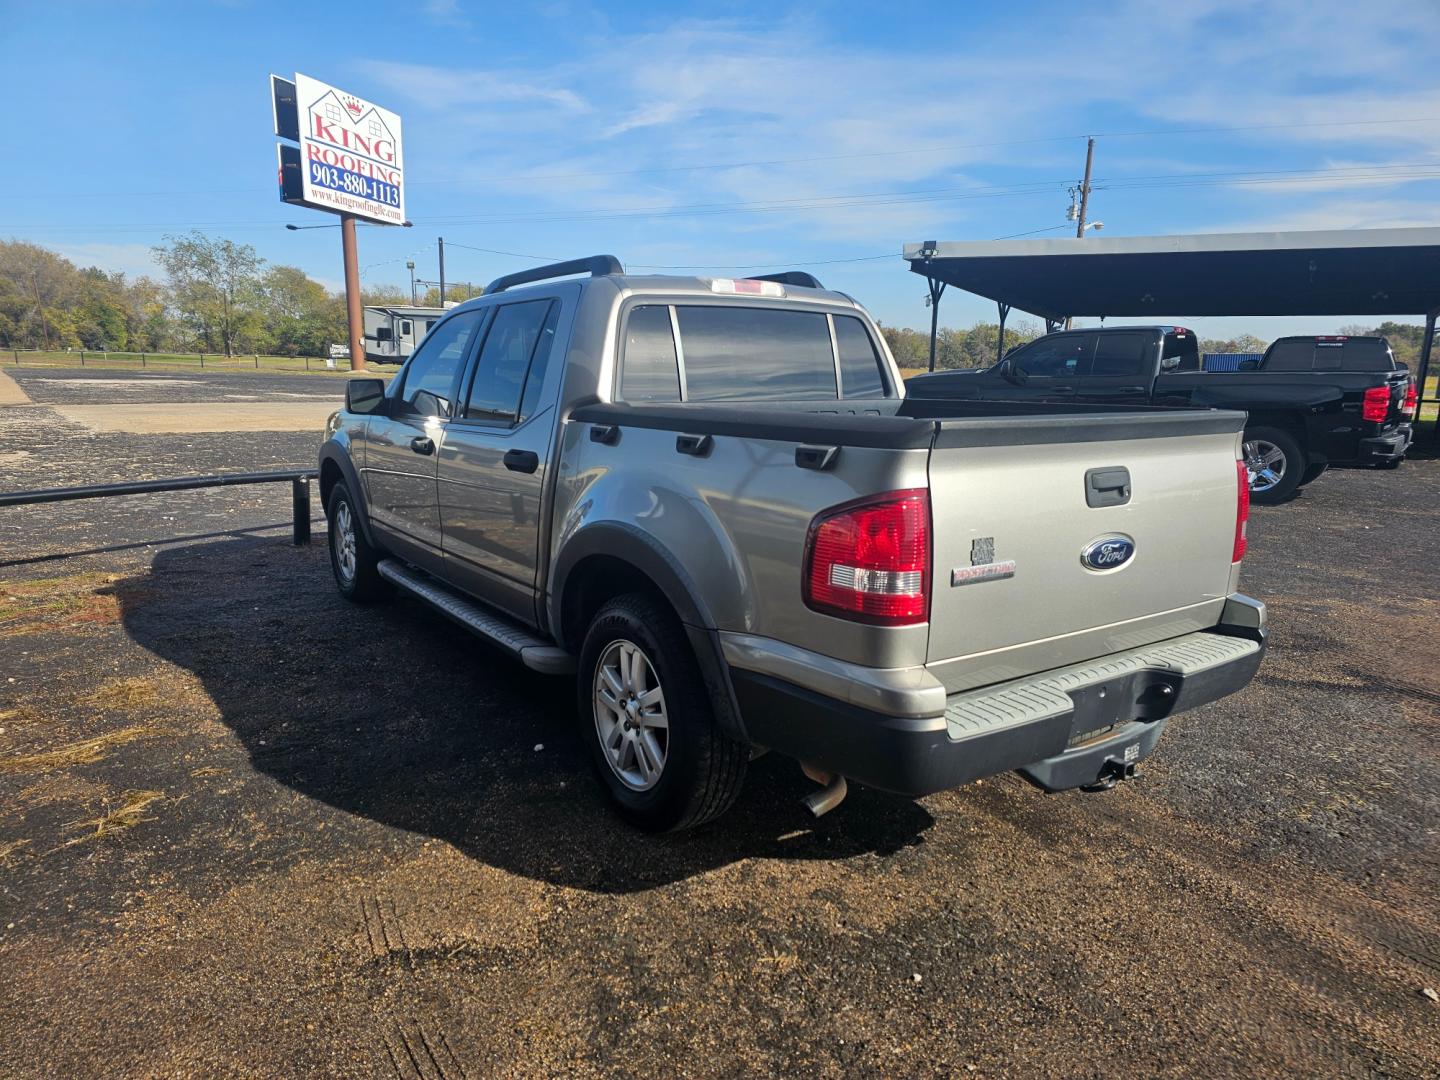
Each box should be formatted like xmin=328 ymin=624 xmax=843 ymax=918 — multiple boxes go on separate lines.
xmin=1 ymin=234 xmax=1427 ymax=365
xmin=0 ymin=234 xmax=480 ymax=357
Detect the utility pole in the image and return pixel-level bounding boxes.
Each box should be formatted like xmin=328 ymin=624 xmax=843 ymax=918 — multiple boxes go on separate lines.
xmin=341 ymin=214 xmax=364 ymax=372
xmin=438 ymin=237 xmax=446 ymax=306
xmin=1064 ymin=137 xmax=1097 ymax=329
xmin=1075 ymin=137 xmax=1095 ymax=238
xmin=407 ymin=261 xmax=416 ymax=306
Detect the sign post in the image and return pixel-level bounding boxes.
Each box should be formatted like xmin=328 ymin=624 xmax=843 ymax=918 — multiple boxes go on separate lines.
xmin=272 ymin=73 xmax=406 ymax=372
xmin=341 ymin=215 xmax=365 ymax=372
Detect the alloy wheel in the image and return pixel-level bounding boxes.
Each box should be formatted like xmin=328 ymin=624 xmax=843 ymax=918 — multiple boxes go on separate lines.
xmin=1243 ymin=439 xmax=1287 ymax=494
xmin=592 ymin=639 xmax=669 ymax=791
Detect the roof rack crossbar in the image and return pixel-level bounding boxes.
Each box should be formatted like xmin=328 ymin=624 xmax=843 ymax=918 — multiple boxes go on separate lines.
xmin=748 ymin=271 xmax=825 ymax=289
xmin=485 ymin=255 xmax=623 ymax=295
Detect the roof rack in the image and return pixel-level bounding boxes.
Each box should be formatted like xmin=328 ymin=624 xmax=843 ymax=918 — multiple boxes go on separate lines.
xmin=748 ymin=271 xmax=825 ymax=289
xmin=485 ymin=255 xmax=623 ymax=295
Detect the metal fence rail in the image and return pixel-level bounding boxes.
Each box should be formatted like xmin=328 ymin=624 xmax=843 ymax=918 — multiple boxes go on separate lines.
xmin=0 ymin=469 xmax=317 ymax=545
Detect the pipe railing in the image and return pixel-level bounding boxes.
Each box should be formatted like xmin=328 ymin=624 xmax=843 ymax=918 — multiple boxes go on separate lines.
xmin=0 ymin=469 xmax=317 ymax=545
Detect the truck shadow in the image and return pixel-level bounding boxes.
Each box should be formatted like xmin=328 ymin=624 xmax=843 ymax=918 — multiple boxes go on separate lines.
xmin=116 ymin=537 xmax=933 ymax=893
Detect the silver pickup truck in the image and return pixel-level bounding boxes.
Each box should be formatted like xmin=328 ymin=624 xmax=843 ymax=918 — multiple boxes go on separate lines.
xmin=319 ymin=256 xmax=1266 ymax=832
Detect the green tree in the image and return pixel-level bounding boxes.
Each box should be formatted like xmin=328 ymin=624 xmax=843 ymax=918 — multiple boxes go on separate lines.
xmin=153 ymin=232 xmax=265 ymax=355
xmin=0 ymin=240 xmax=83 ymax=349
xmin=418 ymin=282 xmax=483 ymax=306
xmin=262 ymin=265 xmax=345 ymax=356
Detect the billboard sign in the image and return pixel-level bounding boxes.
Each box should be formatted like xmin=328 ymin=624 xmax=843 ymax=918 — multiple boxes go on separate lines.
xmin=275 ymin=73 xmax=405 ymax=226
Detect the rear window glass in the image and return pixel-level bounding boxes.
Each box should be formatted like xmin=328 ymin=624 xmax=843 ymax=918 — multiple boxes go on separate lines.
xmin=621 ymin=305 xmax=681 ymax=402
xmin=1090 ymin=332 xmax=1151 ymax=377
xmin=1262 ymin=341 xmax=1314 ymax=371
xmin=834 ymin=316 xmax=888 ymax=398
xmin=1336 ymin=340 xmax=1393 ymax=371
xmin=677 ymin=306 xmax=837 ymax=401
xmin=1162 ymin=332 xmax=1200 ymax=371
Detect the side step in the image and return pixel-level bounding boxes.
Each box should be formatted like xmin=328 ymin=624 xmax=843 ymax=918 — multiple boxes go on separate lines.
xmin=377 ymin=559 xmax=575 ymax=675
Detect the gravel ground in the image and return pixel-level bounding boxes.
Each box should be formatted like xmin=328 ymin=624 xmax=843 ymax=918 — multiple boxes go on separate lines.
xmin=0 ymin=370 xmax=1437 ymax=1078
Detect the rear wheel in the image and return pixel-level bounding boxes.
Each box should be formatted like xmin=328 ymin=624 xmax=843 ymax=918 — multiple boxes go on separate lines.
xmin=578 ymin=593 xmax=747 ymax=832
xmin=1242 ymin=426 xmax=1304 ymax=505
xmin=327 ymin=482 xmax=384 ymax=602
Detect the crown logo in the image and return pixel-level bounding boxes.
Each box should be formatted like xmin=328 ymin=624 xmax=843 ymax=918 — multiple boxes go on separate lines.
xmin=342 ymin=95 xmax=364 ymax=116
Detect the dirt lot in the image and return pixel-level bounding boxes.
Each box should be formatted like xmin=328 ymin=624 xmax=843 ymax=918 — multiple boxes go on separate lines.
xmin=1 ymin=368 xmax=1437 ymax=1078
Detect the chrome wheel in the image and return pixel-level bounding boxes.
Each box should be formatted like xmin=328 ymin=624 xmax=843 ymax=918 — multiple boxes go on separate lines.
xmin=332 ymin=500 xmax=357 ymax=583
xmin=592 ymin=639 xmax=669 ymax=791
xmin=1243 ymin=438 xmax=1287 ymax=494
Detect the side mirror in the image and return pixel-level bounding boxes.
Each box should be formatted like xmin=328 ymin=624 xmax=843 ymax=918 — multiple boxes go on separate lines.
xmin=345 ymin=377 xmax=387 ymax=415
xmin=1237 ymin=359 xmax=1259 ymax=371
xmin=1004 ymin=364 xmax=1028 ymax=385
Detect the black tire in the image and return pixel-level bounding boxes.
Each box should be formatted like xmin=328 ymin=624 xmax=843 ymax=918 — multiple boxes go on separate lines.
xmin=577 ymin=593 xmax=747 ymax=832
xmin=1376 ymin=458 xmax=1403 ymax=470
xmin=326 ymin=481 xmax=385 ymax=602
xmin=1298 ymin=462 xmax=1329 ymax=487
xmin=1242 ymin=425 xmax=1305 ymax=505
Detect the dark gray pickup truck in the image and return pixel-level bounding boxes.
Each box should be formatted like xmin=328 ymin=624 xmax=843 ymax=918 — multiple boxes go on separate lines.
xmin=907 ymin=326 xmax=1416 ymax=503
xmin=320 ymin=260 xmax=1265 ymax=831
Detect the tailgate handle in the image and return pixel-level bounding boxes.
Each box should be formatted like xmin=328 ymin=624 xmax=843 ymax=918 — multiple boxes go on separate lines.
xmin=1085 ymin=466 xmax=1131 ymax=508
xmin=675 ymin=433 xmax=713 ymax=457
xmin=795 ymin=444 xmax=839 ymax=471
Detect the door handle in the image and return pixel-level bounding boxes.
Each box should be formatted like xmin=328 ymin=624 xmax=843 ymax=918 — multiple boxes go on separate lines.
xmin=1049 ymin=386 xmax=1076 ymax=395
xmin=1118 ymin=386 xmax=1147 ymax=394
xmin=409 ymin=436 xmax=435 ymax=455
xmin=503 ymin=449 xmax=540 ymax=473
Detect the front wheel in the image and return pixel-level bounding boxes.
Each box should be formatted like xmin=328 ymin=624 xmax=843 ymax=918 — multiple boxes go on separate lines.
xmin=1242 ymin=426 xmax=1304 ymax=505
xmin=578 ymin=593 xmax=747 ymax=832
xmin=327 ymin=482 xmax=385 ymax=602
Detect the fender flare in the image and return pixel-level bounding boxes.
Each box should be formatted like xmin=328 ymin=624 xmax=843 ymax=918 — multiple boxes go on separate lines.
xmin=317 ymin=445 xmax=379 ymax=547
xmin=550 ymin=523 xmax=749 ymax=743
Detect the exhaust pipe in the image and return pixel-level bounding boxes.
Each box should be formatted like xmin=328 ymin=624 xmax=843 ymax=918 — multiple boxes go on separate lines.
xmin=800 ymin=763 xmax=849 ymax=817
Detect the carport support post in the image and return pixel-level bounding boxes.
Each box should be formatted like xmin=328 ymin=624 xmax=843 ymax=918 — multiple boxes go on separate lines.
xmin=996 ymin=302 xmax=1010 ymax=365
xmin=926 ymin=276 xmax=946 ymax=372
xmin=1418 ymin=306 xmax=1438 ymax=444
xmin=342 ymin=213 xmax=365 ymax=372
xmin=291 ymin=477 xmax=311 ymax=546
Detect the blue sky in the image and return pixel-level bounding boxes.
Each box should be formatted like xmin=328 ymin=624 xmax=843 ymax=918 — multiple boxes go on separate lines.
xmin=7 ymin=0 xmax=1440 ymax=337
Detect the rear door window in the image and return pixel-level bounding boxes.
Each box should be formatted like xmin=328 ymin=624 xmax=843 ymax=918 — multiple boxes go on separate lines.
xmin=677 ymin=306 xmax=837 ymax=401
xmin=1090 ymin=332 xmax=1151 ymax=377
xmin=462 ymin=299 xmax=555 ymax=424
xmin=621 ymin=305 xmax=681 ymax=402
xmin=834 ymin=315 xmax=888 ymax=398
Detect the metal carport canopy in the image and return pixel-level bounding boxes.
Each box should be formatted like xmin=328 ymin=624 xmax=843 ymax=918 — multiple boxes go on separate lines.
xmin=902 ymin=227 xmax=1440 ymax=322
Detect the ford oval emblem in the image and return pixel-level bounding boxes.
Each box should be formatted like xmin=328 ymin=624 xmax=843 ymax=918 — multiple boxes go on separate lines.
xmin=1080 ymin=534 xmax=1136 ymax=572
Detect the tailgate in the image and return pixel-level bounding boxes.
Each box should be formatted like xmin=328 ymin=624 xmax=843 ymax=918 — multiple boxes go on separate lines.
xmin=925 ymin=411 xmax=1244 ymax=693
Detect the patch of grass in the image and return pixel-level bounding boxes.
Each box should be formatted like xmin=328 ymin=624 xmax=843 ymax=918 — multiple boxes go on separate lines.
xmin=62 ymin=790 xmax=163 ymax=845
xmin=0 ymin=725 xmax=163 ymax=774
xmin=0 ymin=839 xmax=31 ymax=864
xmin=0 ymin=573 xmax=121 ymax=637
xmin=80 ymin=676 xmax=161 ymax=712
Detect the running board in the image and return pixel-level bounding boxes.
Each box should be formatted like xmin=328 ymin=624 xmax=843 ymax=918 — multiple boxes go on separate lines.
xmin=377 ymin=559 xmax=575 ymax=675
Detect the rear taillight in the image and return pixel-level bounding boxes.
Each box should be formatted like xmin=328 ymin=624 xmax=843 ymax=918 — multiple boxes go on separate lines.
xmin=1403 ymin=379 xmax=1418 ymax=417
xmin=1233 ymin=460 xmax=1249 ymax=563
xmin=1361 ymin=385 xmax=1390 ymax=422
xmin=804 ymin=489 xmax=930 ymax=625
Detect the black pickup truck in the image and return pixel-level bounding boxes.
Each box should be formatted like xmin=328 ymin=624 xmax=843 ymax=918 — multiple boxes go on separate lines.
xmin=906 ymin=326 xmax=1416 ymax=503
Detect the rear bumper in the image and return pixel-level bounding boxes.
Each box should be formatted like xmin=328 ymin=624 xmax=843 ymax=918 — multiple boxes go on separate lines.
xmin=1357 ymin=425 xmax=1412 ymax=462
xmin=732 ymin=615 xmax=1266 ymax=797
